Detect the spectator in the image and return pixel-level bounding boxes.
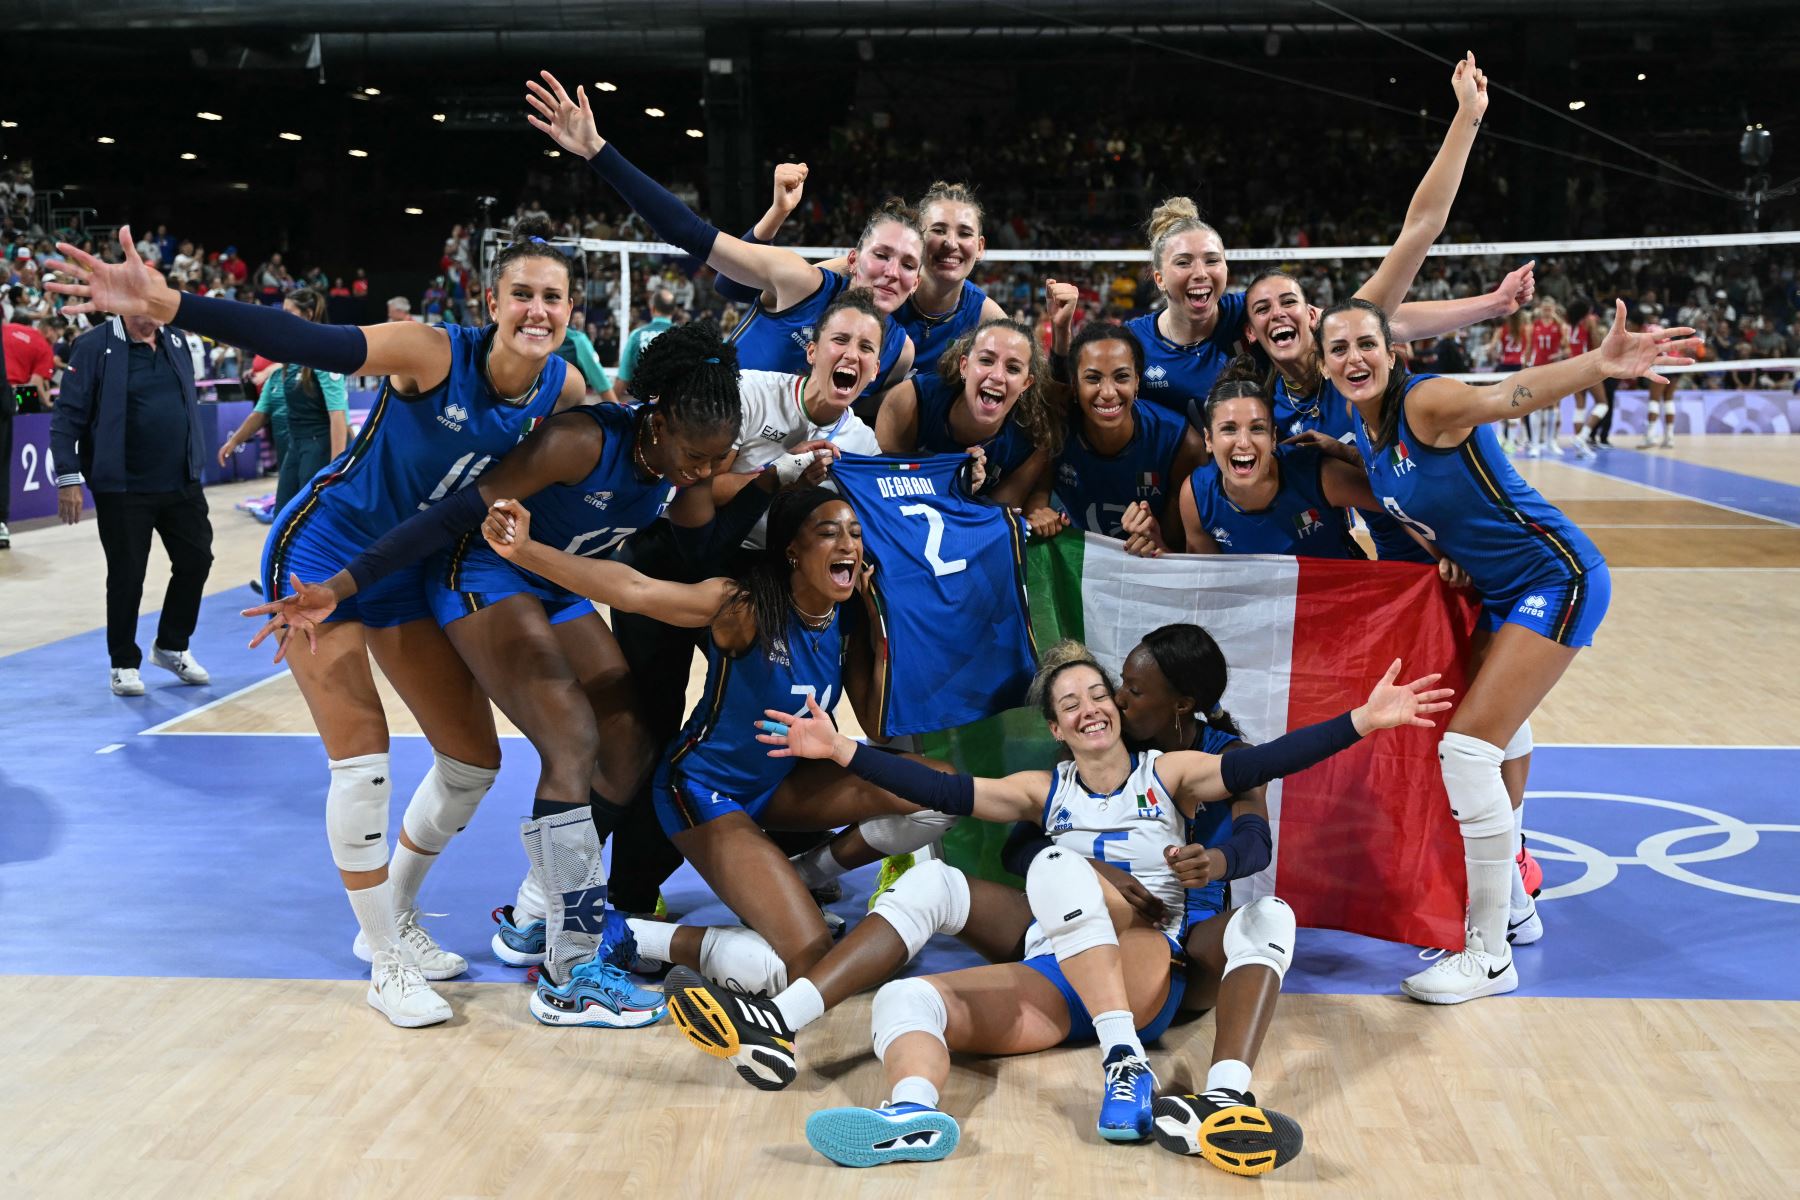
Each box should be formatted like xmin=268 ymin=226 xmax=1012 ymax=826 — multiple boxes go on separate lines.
xmin=616 ymin=287 xmax=676 ymax=387
xmin=553 ymin=308 xmax=619 ymax=402
xmin=50 ymin=301 xmax=214 ymax=696
xmin=386 ymin=295 xmax=418 ymax=322
xmin=218 ymin=246 xmax=249 ymax=288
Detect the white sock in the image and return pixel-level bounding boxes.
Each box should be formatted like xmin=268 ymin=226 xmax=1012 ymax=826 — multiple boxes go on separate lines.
xmin=627 ymin=917 xmax=677 ymax=965
xmin=1092 ymin=1010 xmax=1145 ymax=1061
xmin=889 ymin=1075 xmax=940 ymax=1110
xmin=347 ymin=880 xmax=400 ymax=954
xmin=388 ymin=844 xmax=435 ymax=914
xmin=1466 ymin=840 xmax=1515 ymax=954
xmin=790 ymin=842 xmax=843 ymax=890
xmin=1205 ymin=1058 xmax=1253 ymax=1096
xmin=1509 ymin=805 xmax=1531 ymax=915
xmin=514 ymin=871 xmax=547 ymax=922
xmin=772 ymin=978 xmax=826 ymax=1032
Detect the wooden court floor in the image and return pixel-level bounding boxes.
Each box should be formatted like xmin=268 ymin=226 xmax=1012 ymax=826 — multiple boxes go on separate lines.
xmin=3 ymin=439 xmax=1798 ymax=1198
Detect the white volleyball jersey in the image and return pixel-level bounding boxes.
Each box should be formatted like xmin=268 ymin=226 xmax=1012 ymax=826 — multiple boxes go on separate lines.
xmin=730 ymin=369 xmax=882 ymax=473
xmin=1040 ymin=750 xmax=1186 ymax=943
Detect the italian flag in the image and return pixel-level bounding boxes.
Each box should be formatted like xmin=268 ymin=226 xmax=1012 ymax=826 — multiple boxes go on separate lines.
xmin=925 ymin=532 xmax=1480 ymax=950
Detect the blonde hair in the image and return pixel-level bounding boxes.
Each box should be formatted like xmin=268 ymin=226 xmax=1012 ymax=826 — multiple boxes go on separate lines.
xmin=917 ymin=180 xmax=985 ymax=231
xmin=1146 ymin=196 xmax=1221 ymax=272
xmin=1027 ymin=639 xmax=1116 ymax=717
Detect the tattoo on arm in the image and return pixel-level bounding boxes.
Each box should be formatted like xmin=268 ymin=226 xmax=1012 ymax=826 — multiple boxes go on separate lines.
xmin=1510 ymin=384 xmax=1533 ymax=409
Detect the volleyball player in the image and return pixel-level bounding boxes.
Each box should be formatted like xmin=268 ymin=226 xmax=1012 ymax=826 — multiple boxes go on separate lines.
xmin=752 ymin=645 xmax=1448 ymax=1166
xmin=1488 ymin=308 xmax=1528 ymax=450
xmin=1568 ymin=300 xmax=1607 ymax=457
xmin=48 ymin=223 xmax=589 ymax=1027
xmin=1636 ymin=308 xmax=1678 ymax=449
xmin=525 ymin=71 xmax=919 ymax=397
xmin=1316 ymin=296 xmax=1696 ymax=1002
xmin=1524 ymin=300 xmax=1569 ymax=457
xmin=891 ymin=182 xmax=1010 ymax=377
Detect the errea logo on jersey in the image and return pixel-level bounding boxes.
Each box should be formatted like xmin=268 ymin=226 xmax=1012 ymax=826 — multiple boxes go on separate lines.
xmin=1518 ymin=594 xmax=1550 ymax=619
xmin=1050 ymin=807 xmax=1074 ymax=834
xmin=1057 ymin=462 xmax=1079 ymax=488
xmin=1143 ymin=364 xmax=1168 ymax=387
xmin=584 ymin=491 xmax=613 ymax=509
xmin=439 ymin=402 xmax=471 ymax=432
xmin=1211 ymin=526 xmax=1232 ymax=546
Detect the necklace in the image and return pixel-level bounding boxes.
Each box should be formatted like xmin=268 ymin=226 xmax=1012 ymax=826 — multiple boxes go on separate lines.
xmin=632 ymin=412 xmax=658 ymax=478
xmin=483 ymin=338 xmax=542 ymax=405
xmin=790 ymin=597 xmax=836 ymax=630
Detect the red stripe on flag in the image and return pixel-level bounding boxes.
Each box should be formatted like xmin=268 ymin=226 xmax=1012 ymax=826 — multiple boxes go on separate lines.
xmin=1277 ymin=559 xmax=1481 ymax=950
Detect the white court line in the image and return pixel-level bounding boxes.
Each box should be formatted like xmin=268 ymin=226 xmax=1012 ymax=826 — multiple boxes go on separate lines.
xmin=1579 ymin=523 xmax=1791 ymax=529
xmin=137 ymin=670 xmax=292 ymax=736
xmin=1609 ymin=566 xmax=1800 ymax=573
xmin=96 ymin=743 xmax=124 ymax=754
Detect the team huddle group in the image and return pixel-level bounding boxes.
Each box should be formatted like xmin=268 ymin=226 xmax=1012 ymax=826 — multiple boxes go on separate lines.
xmin=44 ymin=56 xmax=1699 ymax=1178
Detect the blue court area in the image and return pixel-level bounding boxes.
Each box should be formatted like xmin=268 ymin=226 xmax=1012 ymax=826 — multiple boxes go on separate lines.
xmin=1569 ymin=446 xmax=1800 ymax=526
xmin=3 ymin=586 xmax=1797 ymax=1003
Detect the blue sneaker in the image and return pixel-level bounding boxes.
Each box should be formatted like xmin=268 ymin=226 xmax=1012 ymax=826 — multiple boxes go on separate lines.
xmin=490 ymin=905 xmax=546 ymax=967
xmin=1097 ymin=1047 xmax=1157 ymax=1142
xmin=806 ymin=1102 xmax=960 ymax=1167
xmin=530 ymin=958 xmax=666 ymax=1028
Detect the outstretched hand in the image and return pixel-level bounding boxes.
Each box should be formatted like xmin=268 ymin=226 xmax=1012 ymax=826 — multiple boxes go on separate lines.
xmin=755 ymin=693 xmax=840 ymax=760
xmin=1354 ymin=659 xmax=1455 ymax=732
xmin=525 ymin=70 xmax=604 ymax=159
xmin=43 ymin=226 xmax=178 ymax=319
xmin=241 ymin=573 xmax=336 ymax=663
xmin=1598 ymin=299 xmax=1699 ymax=385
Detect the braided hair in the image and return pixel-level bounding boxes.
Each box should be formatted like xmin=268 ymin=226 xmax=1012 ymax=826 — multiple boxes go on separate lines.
xmin=1137 ymin=623 xmax=1245 ymax=743
xmin=727 ymin=486 xmax=845 ymax=656
xmin=936 ymin=316 xmax=1063 ymax=456
xmin=624 ymin=318 xmax=742 ymax=441
xmin=1314 ymin=297 xmax=1408 ymax=453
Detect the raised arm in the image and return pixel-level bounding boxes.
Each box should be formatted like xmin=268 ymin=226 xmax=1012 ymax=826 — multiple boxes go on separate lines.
xmin=1354 ymin=54 xmax=1489 ymax=314
xmin=714 ymin=163 xmax=810 ymax=303
xmin=1390 ymin=261 xmax=1535 ymax=343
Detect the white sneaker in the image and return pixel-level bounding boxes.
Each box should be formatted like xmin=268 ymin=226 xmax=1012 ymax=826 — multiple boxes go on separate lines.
xmin=1660 ymin=433 xmax=1676 ymax=449
xmin=1544 ymin=440 xmax=1565 ymax=457
xmin=1400 ymin=927 xmax=1517 ymax=1004
xmin=1572 ymin=437 xmax=1597 ymax=461
xmin=110 ymin=667 xmax=146 ymax=696
xmin=1525 ymin=443 xmax=1541 ymax=459
xmin=150 ymin=644 xmax=211 ymax=685
xmin=354 ymin=909 xmax=468 ymax=980
xmin=0 ymin=521 xmax=10 ymax=549
xmin=366 ymin=948 xmax=453 ymax=1028
xmin=1508 ymin=898 xmax=1544 ymax=946
xmin=1637 ymin=433 xmax=1657 ymax=449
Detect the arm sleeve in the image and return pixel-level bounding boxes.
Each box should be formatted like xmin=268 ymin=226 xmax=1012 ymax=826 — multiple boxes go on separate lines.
xmin=1001 ymin=822 xmax=1056 ymax=878
xmin=845 ymin=743 xmax=976 ymax=816
xmin=1218 ymin=711 xmax=1363 ymax=795
xmin=1215 ymin=812 xmax=1272 ymax=881
xmin=713 ymin=229 xmax=768 ymax=302
xmin=321 ymin=371 xmax=349 ymax=412
xmin=172 ymin=293 xmax=367 ymax=374
xmin=343 ymin=484 xmax=489 ymax=593
xmin=586 ymin=143 xmax=721 ymax=260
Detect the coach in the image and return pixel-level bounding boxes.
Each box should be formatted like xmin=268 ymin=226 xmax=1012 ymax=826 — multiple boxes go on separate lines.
xmin=51 ymin=308 xmax=214 ymax=696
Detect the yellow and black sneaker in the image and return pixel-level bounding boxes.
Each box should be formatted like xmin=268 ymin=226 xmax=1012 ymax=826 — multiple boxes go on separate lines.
xmin=664 ymin=965 xmax=798 ymax=1091
xmin=1151 ymin=1088 xmax=1303 ymax=1177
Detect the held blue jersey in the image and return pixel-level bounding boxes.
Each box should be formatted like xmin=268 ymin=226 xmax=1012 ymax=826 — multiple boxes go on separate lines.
xmin=1053 ymin=400 xmax=1188 ymax=539
xmin=912 ymin=371 xmax=1036 ymax=497
xmin=286 ymin=323 xmax=566 ymax=546
xmin=1126 ymin=294 xmax=1249 ymax=428
xmin=830 ymin=454 xmax=1037 ymax=737
xmin=1187 ymin=443 xmax=1362 ymax=559
xmin=1183 ymin=724 xmax=1244 ymax=928
xmin=666 ymin=611 xmax=847 ymax=804
xmin=727 ymin=268 xmax=907 ymax=397
xmin=897 ymin=280 xmax=990 ymax=379
xmin=1285 ymin=376 xmax=1434 ymax=564
xmin=1352 ymin=373 xmax=1605 ymax=603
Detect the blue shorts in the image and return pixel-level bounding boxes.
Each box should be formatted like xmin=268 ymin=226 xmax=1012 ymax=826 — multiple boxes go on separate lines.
xmin=1180 ymin=882 xmax=1229 ymax=938
xmin=261 ymin=494 xmax=432 ymax=629
xmin=1024 ymin=933 xmax=1189 ymax=1046
xmin=652 ymin=761 xmax=782 ymax=837
xmin=426 ymin=539 xmax=594 ymax=629
xmin=1481 ymin=562 xmax=1611 ymax=648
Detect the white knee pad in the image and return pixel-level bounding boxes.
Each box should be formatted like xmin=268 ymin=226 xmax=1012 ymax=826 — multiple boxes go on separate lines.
xmin=326 ymin=753 xmax=392 ymax=872
xmin=1645 ymin=399 xmax=1663 ymax=419
xmin=872 ymin=976 xmax=948 ymax=1061
xmin=1502 ymin=719 xmax=1533 ymax=762
xmin=698 ymin=925 xmax=788 ymax=996
xmin=1025 ymin=846 xmax=1117 ymax=961
xmin=859 ymin=808 xmax=960 ymax=856
xmin=1220 ymin=896 xmax=1296 ymax=983
xmin=401 ymin=751 xmax=499 ymax=854
xmin=1439 ymin=732 xmax=1512 ymax=838
xmin=872 ymin=859 xmax=972 ymax=961
xmin=1591 ymin=402 xmax=1609 ymax=420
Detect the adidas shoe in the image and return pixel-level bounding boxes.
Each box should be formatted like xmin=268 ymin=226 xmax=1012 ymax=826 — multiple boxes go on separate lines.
xmin=1508 ymin=896 xmax=1544 ymax=946
xmin=530 ymin=957 xmax=666 ymax=1028
xmin=490 ymin=904 xmax=547 ymax=967
xmin=1152 ymin=1088 xmax=1304 ymax=1176
xmin=150 ymin=643 xmax=210 ymax=686
xmin=664 ymin=964 xmax=798 ymax=1091
xmin=366 ymin=948 xmax=452 ymax=1028
xmin=867 ymin=853 xmax=916 ymax=911
xmin=1097 ymin=1047 xmax=1157 ymax=1142
xmin=354 ymin=909 xmax=467 ymax=980
xmin=1517 ymin=841 xmax=1544 ymax=898
xmin=109 ymin=667 xmax=146 ymax=696
xmin=1400 ymin=927 xmax=1517 ymax=1004
xmin=806 ymin=1102 xmax=960 ymax=1167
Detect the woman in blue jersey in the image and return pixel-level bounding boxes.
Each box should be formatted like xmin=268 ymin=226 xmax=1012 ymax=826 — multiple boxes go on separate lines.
xmin=526 ymin=71 xmax=919 ymax=396
xmin=1023 ymin=319 xmax=1207 ymax=552
xmin=49 ymin=220 xmax=592 ymax=1029
xmin=1316 ymin=296 xmax=1696 ymax=1005
xmin=874 ymin=317 xmax=1058 ymax=503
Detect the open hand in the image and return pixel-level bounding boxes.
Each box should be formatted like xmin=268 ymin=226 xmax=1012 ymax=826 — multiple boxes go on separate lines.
xmin=43 ymin=226 xmax=178 ymax=320
xmin=1354 ymin=659 xmax=1456 ymax=732
xmin=525 ymin=70 xmax=604 ymax=159
xmin=242 ymin=573 xmax=337 ymax=663
xmin=1598 ymin=298 xmax=1699 ymax=385
xmin=755 ymin=693 xmax=840 ymax=760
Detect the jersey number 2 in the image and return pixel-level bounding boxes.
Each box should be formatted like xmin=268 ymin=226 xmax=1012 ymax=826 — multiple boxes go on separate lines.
xmin=898 ymin=504 xmax=967 ymax=577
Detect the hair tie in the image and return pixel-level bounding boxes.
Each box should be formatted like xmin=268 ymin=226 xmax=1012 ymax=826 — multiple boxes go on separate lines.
xmin=527 ymin=236 xmax=547 ymax=245
xmin=1208 ymin=704 xmax=1226 ymax=719
xmin=703 ymin=356 xmax=720 ymax=364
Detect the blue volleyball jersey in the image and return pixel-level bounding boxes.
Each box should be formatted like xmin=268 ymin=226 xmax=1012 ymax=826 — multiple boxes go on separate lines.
xmin=1281 ymin=375 xmax=1434 ymax=564
xmin=1353 ymin=373 xmax=1606 ymax=605
xmin=666 ymin=611 xmax=847 ymax=804
xmin=276 ymin=323 xmax=566 ymax=547
xmin=1187 ymin=444 xmax=1362 ymax=559
xmin=727 ymin=268 xmax=907 ymax=397
xmin=897 ymin=280 xmax=990 ymax=378
xmin=830 ymin=454 xmax=1036 ymax=737
xmin=911 ymin=371 xmax=1036 ymax=496
xmin=1182 ymin=724 xmax=1244 ymax=929
xmin=1052 ymin=400 xmax=1188 ymax=539
xmin=1126 ymin=293 xmax=1249 ymax=427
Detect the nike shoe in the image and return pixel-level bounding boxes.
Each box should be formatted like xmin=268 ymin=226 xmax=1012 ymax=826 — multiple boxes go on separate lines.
xmin=354 ymin=908 xmax=467 ymax=980
xmin=490 ymin=904 xmax=547 ymax=967
xmin=1097 ymin=1047 xmax=1157 ymax=1142
xmin=150 ymin=643 xmax=211 ymax=686
xmin=663 ymin=964 xmax=798 ymax=1091
xmin=1508 ymin=895 xmax=1544 ymax=946
xmin=530 ymin=957 xmax=666 ymax=1028
xmin=867 ymin=853 xmax=916 ymax=911
xmin=109 ymin=667 xmax=146 ymax=696
xmin=366 ymin=948 xmax=452 ymax=1028
xmin=806 ymin=1102 xmax=960 ymax=1167
xmin=1517 ymin=841 xmax=1543 ymax=897
xmin=1152 ymin=1088 xmax=1304 ymax=1176
xmin=1400 ymin=926 xmax=1517 ymax=1004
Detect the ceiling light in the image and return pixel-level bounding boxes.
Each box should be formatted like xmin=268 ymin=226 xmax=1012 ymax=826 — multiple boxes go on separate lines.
xmin=231 ymin=182 xmax=250 ymax=190
xmin=404 ymin=207 xmax=424 ymax=215
xmin=431 ymin=113 xmax=446 ymax=123
xmin=544 ymin=149 xmax=561 ymax=157
xmin=96 ymin=136 xmax=115 ymax=144
xmin=180 ymin=152 xmax=197 ymax=161
xmin=279 ymin=131 xmax=302 ymax=142
xmin=685 ymin=128 xmax=704 ymax=139
xmin=0 ymin=120 xmax=17 ymax=129
xmin=1568 ymin=100 xmax=1586 ymax=111
xmin=596 ymin=81 xmax=617 ymax=92
xmin=197 ymin=111 xmax=223 ymax=121
xmin=644 ymin=107 xmax=665 ymax=118
xmin=1388 ymin=77 xmax=1396 ymax=84
xmin=363 ymin=87 xmax=381 ymax=96
xmin=348 ymin=149 xmax=369 ymax=158
xmin=1636 ymin=73 xmax=1647 ymax=81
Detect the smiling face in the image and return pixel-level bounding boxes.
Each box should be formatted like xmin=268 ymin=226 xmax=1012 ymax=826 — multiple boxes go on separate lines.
xmin=846 ymin=219 xmax=924 ymax=313
xmin=1246 ymin=274 xmax=1312 ymax=369
xmin=806 ymin=307 xmax=885 ymax=414
xmin=1153 ymin=229 xmax=1228 ymax=323
xmin=1075 ymin=336 xmax=1138 ymax=434
xmin=1117 ymin=646 xmax=1185 ymax=746
xmin=958 ymin=325 xmax=1032 ymax=431
xmin=788 ymin=499 xmax=864 ymax=604
xmin=1047 ymin=664 xmax=1123 ymax=755
xmin=651 ymin=411 xmax=736 ymax=489
xmin=485 ymin=256 xmax=571 ymax=362
xmin=922 ymin=200 xmax=984 ymax=289
xmin=1206 ymin=394 xmax=1278 ymax=486
xmin=1320 ymin=307 xmax=1396 ymax=405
